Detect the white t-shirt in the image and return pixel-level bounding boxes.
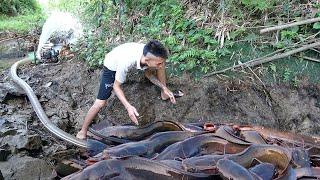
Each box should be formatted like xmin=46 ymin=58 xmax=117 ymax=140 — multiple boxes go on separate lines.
xmin=104 ymin=43 xmax=147 ymax=83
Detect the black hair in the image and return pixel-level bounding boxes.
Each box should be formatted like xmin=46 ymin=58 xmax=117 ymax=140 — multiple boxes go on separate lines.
xmin=143 ymin=40 xmax=168 ymax=59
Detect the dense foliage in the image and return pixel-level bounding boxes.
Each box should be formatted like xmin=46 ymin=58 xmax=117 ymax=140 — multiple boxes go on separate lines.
xmin=2 ymin=0 xmax=318 ymax=83
xmin=72 ymin=0 xmax=319 ymax=83
xmin=0 ymin=0 xmax=40 ymax=16
xmin=0 ymin=0 xmax=44 ymax=33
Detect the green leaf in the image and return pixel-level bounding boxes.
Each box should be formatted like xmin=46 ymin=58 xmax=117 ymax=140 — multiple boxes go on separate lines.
xmin=244 ymin=33 xmax=257 ymax=43
xmin=270 ymin=64 xmax=276 ymax=73
xmin=289 ymin=26 xmax=299 ymax=33
xmin=313 ymin=22 xmax=320 ymax=30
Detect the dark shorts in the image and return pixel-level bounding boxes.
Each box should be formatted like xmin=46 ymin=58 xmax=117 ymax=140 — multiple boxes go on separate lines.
xmin=97 ymin=67 xmax=116 ymax=100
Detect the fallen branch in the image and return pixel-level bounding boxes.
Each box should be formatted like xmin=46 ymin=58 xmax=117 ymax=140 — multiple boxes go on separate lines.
xmin=203 ymin=41 xmax=320 ymax=77
xmin=260 ymin=17 xmax=320 ymax=34
xmin=245 ymin=41 xmax=320 ymax=66
xmin=202 ymin=47 xmax=289 ymax=76
xmin=301 ymin=56 xmax=320 ymax=63
xmin=312 ymin=48 xmax=320 ymax=54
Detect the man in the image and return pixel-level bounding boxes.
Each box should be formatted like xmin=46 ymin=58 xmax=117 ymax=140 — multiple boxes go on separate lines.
xmin=76 ymin=40 xmax=181 ymax=139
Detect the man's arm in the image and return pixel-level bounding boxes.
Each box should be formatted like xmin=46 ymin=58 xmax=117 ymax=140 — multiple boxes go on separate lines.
xmin=144 ymin=67 xmax=176 ymax=103
xmin=113 ymin=80 xmax=139 ymax=125
xmin=144 ymin=68 xmax=166 ymax=89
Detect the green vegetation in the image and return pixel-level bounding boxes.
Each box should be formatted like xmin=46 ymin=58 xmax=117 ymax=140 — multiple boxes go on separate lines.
xmin=71 ymin=0 xmax=319 ymax=84
xmin=1 ymin=0 xmax=319 ymax=84
xmin=0 ymin=0 xmax=44 ymax=33
xmin=0 ymin=13 xmax=44 ymax=33
xmin=0 ymin=0 xmax=39 ymax=15
xmin=47 ymin=0 xmax=83 ymax=16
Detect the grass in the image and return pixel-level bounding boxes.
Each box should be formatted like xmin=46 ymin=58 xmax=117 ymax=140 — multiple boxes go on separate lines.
xmin=0 ymin=11 xmax=45 ymax=33
xmin=263 ymin=54 xmax=320 ymax=85
xmin=175 ymin=41 xmax=320 ymax=84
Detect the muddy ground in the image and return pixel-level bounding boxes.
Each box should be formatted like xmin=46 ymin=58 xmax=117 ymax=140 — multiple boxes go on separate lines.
xmin=0 ymin=55 xmax=320 ymax=179
xmin=11 ymin=58 xmax=320 ymax=134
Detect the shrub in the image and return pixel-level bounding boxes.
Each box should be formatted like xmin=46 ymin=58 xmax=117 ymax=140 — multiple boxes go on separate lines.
xmin=0 ymin=0 xmax=40 ymax=16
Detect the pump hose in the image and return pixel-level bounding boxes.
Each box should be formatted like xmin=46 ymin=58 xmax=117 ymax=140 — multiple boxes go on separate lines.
xmin=10 ymin=58 xmax=87 ymax=148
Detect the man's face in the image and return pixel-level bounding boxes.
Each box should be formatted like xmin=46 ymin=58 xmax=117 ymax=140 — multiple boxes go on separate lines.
xmin=145 ymin=53 xmax=165 ymax=69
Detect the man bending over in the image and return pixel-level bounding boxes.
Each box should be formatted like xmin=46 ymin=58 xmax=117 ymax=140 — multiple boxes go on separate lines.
xmin=76 ymin=40 xmax=180 ymax=139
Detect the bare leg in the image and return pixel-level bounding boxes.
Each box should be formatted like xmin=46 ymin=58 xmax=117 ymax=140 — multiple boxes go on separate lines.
xmin=76 ymin=99 xmax=107 ymax=139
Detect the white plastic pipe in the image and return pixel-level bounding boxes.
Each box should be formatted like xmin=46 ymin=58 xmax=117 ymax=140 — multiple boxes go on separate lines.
xmin=10 ymin=58 xmax=86 ymax=148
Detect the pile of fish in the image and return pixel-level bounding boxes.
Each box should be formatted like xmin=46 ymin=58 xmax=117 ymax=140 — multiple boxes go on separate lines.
xmin=64 ymin=121 xmax=320 ymax=179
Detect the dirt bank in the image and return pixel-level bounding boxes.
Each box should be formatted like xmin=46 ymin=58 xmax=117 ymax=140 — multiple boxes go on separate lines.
xmin=4 ymin=59 xmax=320 ymax=136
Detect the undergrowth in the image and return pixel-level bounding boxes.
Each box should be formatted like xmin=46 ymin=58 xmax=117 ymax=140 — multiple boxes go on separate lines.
xmin=4 ymin=0 xmax=318 ymax=85
xmin=0 ymin=0 xmax=44 ymax=33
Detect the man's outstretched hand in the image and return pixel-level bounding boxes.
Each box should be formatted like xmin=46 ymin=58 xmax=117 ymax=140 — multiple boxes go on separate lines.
xmin=126 ymin=105 xmax=139 ymax=125
xmin=161 ymin=87 xmax=176 ymax=104
xmin=76 ymin=130 xmax=87 ymax=140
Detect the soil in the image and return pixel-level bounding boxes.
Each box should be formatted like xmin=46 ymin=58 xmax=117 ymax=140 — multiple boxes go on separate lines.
xmin=3 ymin=58 xmax=320 ymax=136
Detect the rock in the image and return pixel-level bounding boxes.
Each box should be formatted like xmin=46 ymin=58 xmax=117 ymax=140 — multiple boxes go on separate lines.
xmin=43 ymin=144 xmax=67 ymax=157
xmin=0 ymin=82 xmax=25 ymax=102
xmin=0 ymin=118 xmax=7 ymax=130
xmin=0 ymin=149 xmax=10 ymax=161
xmin=55 ymin=160 xmax=81 ymax=177
xmin=0 ymin=156 xmax=54 ymax=180
xmin=46 ymin=109 xmax=56 ymax=117
xmin=58 ymin=109 xmax=69 ymax=119
xmin=15 ymin=134 xmax=42 ymax=150
xmin=2 ymin=133 xmax=42 ymax=151
xmin=0 ymin=105 xmax=17 ymax=117
xmin=5 ymin=108 xmax=14 ymax=115
xmin=0 ymin=105 xmax=7 ymax=116
xmin=11 ymin=114 xmax=31 ymax=125
xmin=39 ymin=96 xmax=49 ymax=102
xmin=43 ymin=81 xmax=52 ymax=88
xmin=0 ymin=128 xmax=17 ymax=137
xmin=0 ymin=170 xmax=3 ymax=180
xmin=51 ymin=115 xmax=61 ymax=126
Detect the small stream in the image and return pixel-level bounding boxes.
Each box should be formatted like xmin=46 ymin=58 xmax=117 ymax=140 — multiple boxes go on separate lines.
xmin=0 ymin=38 xmax=30 ymax=60
xmin=0 ymin=37 xmax=34 ymax=71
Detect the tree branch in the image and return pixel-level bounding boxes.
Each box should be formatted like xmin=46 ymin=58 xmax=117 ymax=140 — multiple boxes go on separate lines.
xmin=300 ymin=56 xmax=320 ymax=63
xmin=260 ymin=17 xmax=320 ymax=34
xmin=203 ymin=41 xmax=320 ymax=77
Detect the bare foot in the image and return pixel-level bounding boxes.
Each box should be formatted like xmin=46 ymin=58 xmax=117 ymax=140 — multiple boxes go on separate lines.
xmin=76 ymin=130 xmax=87 ymax=140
